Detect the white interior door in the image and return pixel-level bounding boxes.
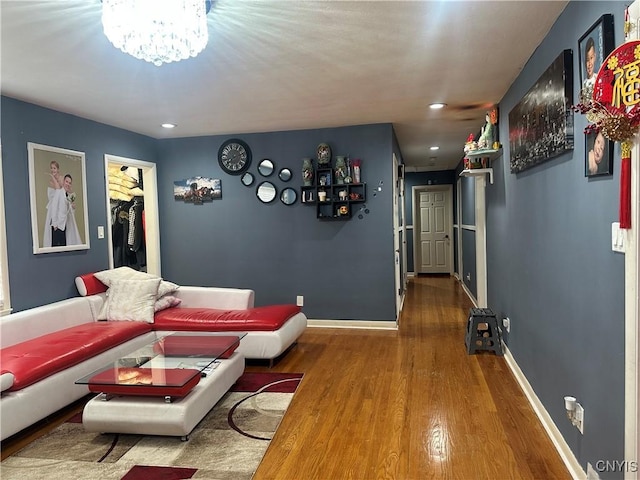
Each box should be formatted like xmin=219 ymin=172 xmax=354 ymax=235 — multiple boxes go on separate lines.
xmin=414 ymin=185 xmax=453 ymax=274
xmin=104 ymin=154 xmax=161 ymax=276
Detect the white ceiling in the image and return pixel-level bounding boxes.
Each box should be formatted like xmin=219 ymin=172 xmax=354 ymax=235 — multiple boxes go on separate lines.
xmin=0 ymin=0 xmax=568 ymax=171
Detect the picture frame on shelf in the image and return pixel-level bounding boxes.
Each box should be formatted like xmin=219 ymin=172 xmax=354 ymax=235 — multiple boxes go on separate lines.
xmin=578 ymin=14 xmax=614 ymax=104
xmin=585 ymin=129 xmax=613 ymax=177
xmin=318 ymin=173 xmax=331 ymax=186
xmin=28 ymin=142 xmax=90 ymax=254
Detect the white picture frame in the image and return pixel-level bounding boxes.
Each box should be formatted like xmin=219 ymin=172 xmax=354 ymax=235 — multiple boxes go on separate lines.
xmin=28 ymin=142 xmax=90 ymax=254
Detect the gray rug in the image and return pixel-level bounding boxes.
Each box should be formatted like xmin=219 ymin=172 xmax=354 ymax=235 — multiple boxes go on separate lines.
xmin=1 ymin=372 xmax=303 ymax=480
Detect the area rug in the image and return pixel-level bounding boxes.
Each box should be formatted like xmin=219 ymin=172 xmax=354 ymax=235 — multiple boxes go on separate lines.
xmin=0 ymin=372 xmax=303 ymax=480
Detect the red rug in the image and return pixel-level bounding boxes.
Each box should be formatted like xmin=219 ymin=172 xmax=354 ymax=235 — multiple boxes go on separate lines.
xmin=231 ymin=372 xmax=304 ymax=393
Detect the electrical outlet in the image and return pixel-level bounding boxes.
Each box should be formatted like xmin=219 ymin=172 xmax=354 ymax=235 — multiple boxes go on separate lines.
xmin=296 ymin=295 xmax=304 ymax=307
xmin=97 ymin=226 xmax=105 ymax=239
xmin=575 ymin=403 xmax=584 ymax=434
xmin=502 ymin=317 xmax=511 ymax=333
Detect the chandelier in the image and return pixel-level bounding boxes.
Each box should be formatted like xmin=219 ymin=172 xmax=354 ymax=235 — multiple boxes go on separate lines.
xmin=101 ymin=0 xmax=212 ymax=66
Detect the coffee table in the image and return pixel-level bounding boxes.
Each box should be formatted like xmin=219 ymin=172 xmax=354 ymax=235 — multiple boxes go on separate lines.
xmin=76 ymin=332 xmax=246 ymax=440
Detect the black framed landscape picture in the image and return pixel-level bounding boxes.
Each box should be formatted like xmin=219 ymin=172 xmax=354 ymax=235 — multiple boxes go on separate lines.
xmin=508 ymin=49 xmax=574 ymax=174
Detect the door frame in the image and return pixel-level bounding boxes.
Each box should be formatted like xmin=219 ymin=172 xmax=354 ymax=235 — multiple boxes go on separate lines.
xmin=104 ymin=154 xmax=161 ymax=276
xmin=411 ymin=184 xmax=454 ymax=275
xmin=455 ymin=177 xmax=463 ymax=280
xmin=627 ymin=5 xmax=640 ymax=475
xmin=392 ymin=153 xmax=407 ymax=321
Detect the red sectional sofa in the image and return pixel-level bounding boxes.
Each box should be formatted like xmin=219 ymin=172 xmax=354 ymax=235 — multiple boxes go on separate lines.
xmin=0 ymin=271 xmax=307 ymax=441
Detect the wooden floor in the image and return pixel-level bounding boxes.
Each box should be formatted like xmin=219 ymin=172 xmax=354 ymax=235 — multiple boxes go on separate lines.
xmin=249 ymin=275 xmax=571 ymax=480
xmin=2 ymin=276 xmax=571 ymax=479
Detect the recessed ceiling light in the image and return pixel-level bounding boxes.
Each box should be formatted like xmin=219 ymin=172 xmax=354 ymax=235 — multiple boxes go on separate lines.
xmin=162 ymin=123 xmax=176 ymax=129
xmin=430 ymin=146 xmax=440 ymax=151
xmin=429 ymin=103 xmax=446 ymax=109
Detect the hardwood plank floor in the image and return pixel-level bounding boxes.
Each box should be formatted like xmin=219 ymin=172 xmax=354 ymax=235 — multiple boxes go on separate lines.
xmin=1 ymin=275 xmax=571 ymax=479
xmin=249 ymin=275 xmax=571 ymax=480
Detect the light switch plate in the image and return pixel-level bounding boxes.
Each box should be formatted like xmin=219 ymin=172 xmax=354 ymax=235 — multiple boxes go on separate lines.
xmin=97 ymin=225 xmax=105 ymax=239
xmin=612 ymin=222 xmax=625 ymax=253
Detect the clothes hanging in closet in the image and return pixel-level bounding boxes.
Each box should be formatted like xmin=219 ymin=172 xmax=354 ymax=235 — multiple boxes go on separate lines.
xmin=111 ymin=197 xmax=146 ymax=269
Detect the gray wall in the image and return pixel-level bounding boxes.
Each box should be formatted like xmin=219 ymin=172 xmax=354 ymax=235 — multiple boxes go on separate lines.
xmin=487 ymin=1 xmax=627 ymax=476
xmin=156 ymin=124 xmax=397 ymax=321
xmin=1 ymin=96 xmax=157 ymax=310
xmin=1 ymin=98 xmax=398 ymax=321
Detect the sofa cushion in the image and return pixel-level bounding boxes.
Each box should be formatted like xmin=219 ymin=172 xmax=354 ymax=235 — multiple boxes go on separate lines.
xmin=93 ymin=267 xmax=179 ymax=298
xmin=0 ymin=321 xmax=152 ymax=391
xmin=101 ymin=277 xmax=161 ymax=323
xmin=0 ymin=371 xmax=15 ymax=392
xmin=154 ymin=295 xmax=182 ymax=312
xmin=75 ymin=273 xmax=108 ymax=296
xmin=153 ymin=304 xmax=302 ymax=332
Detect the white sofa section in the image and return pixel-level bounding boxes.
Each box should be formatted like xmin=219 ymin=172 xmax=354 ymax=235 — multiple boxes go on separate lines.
xmin=1 ymin=283 xmax=307 ymax=441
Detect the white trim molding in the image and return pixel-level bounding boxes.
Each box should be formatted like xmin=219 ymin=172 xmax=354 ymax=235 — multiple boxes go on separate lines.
xmin=504 ymin=345 xmax=585 ymax=480
xmin=626 ymin=4 xmax=640 ymax=477
xmin=307 ymin=319 xmax=398 ymax=330
xmin=0 ymin=143 xmax=11 ymax=315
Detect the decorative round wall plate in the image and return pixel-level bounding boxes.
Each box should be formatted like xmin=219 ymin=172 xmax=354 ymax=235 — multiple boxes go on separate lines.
xmin=218 ymin=139 xmax=252 ymax=175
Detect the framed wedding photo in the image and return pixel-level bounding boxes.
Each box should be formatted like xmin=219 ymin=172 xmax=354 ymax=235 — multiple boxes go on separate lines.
xmin=578 ymin=14 xmax=614 ymax=103
xmin=585 ymin=130 xmax=613 ymax=177
xmin=28 ymin=142 xmax=90 ymax=254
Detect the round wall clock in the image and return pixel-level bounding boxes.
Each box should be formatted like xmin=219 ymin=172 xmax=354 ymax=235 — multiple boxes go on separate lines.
xmin=218 ymin=139 xmax=252 ymax=175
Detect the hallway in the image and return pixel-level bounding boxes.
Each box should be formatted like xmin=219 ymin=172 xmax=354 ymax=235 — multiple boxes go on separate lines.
xmin=252 ymin=275 xmax=571 ymax=479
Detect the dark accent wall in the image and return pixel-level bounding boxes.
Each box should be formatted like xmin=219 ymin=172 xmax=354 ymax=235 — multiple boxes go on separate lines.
xmin=404 ymin=170 xmax=456 ymax=273
xmin=1 ymin=97 xmax=157 ymax=310
xmin=487 ymin=1 xmax=627 ymax=475
xmin=156 ymin=124 xmax=397 ymax=321
xmin=1 ymin=97 xmax=398 ymax=320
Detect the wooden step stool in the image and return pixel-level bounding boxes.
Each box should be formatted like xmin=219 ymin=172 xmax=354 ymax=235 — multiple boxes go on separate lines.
xmin=465 ymin=308 xmax=503 ymax=355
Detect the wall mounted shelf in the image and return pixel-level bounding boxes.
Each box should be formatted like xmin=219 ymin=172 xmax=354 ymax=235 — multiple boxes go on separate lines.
xmin=301 ymin=167 xmax=366 ymax=220
xmin=465 ymin=148 xmax=501 ymax=161
xmin=460 ymin=168 xmax=494 ymax=184
xmin=460 ymin=147 xmax=501 ymax=184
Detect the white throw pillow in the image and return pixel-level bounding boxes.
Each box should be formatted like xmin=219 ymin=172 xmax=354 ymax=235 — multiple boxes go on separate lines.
xmin=94 ymin=267 xmax=179 ymax=298
xmin=154 ymin=295 xmax=182 ymax=312
xmin=102 ymin=277 xmax=161 ymax=323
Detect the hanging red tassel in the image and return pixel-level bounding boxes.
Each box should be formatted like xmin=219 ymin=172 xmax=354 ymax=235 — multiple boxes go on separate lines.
xmin=620 ymin=141 xmax=632 ymax=229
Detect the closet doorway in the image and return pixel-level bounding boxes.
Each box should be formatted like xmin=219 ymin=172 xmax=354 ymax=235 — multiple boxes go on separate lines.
xmin=104 ymin=154 xmax=161 ymax=276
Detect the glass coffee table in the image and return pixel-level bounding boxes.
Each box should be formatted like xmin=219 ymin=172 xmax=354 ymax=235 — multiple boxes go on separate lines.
xmin=76 ymin=332 xmax=246 ymax=440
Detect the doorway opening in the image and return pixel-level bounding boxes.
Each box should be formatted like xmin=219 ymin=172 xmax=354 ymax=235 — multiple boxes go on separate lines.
xmin=104 ymin=154 xmax=161 ymax=276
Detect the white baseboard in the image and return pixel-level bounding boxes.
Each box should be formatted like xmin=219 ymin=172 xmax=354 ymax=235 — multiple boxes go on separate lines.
xmin=455 ymin=276 xmax=583 ymax=479
xmin=503 ymin=345 xmax=585 ymax=480
xmin=307 ymin=319 xmax=398 ymax=330
xmin=459 ymin=279 xmax=478 ymax=307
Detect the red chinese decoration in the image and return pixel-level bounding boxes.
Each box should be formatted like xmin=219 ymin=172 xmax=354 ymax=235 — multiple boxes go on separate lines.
xmin=575 ymin=40 xmax=640 ymax=229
